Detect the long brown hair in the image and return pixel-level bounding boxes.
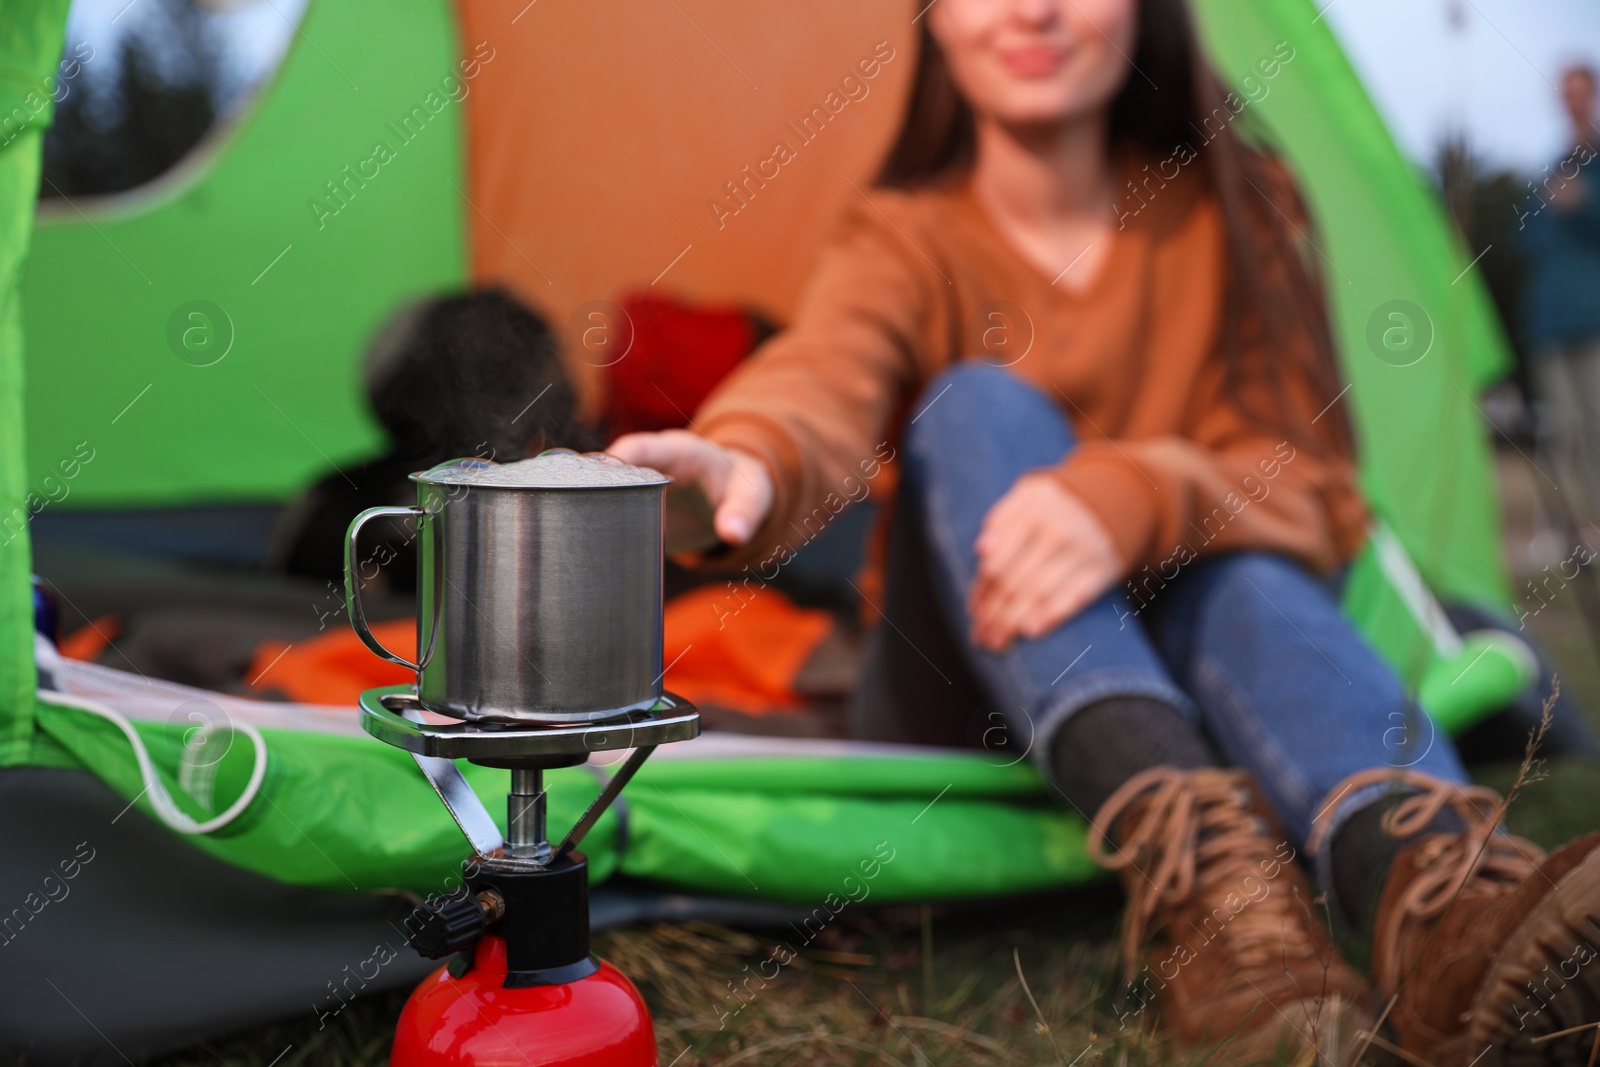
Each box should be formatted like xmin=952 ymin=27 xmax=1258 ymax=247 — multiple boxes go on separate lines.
xmin=876 ymin=0 xmax=1352 ymax=453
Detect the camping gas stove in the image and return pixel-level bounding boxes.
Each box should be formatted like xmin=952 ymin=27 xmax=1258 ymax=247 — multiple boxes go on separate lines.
xmin=358 ymin=684 xmax=699 ymax=1067
xmin=345 ymin=453 xmax=695 ymax=1064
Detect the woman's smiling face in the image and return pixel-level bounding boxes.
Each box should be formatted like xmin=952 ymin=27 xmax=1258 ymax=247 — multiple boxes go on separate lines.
xmin=926 ymin=0 xmax=1137 ymax=129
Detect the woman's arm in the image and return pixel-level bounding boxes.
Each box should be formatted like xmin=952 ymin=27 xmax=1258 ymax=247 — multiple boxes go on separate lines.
xmin=1052 ymin=353 xmax=1367 ymax=581
xmin=967 ymin=366 xmax=1363 ymax=652
xmin=1059 ymin=162 xmax=1364 ymax=581
xmin=616 ymin=198 xmax=939 ymax=564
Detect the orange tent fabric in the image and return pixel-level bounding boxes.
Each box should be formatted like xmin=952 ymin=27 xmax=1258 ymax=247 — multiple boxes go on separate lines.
xmin=245 ymin=590 xmax=832 ymax=713
xmin=455 ymin=0 xmax=916 ymax=417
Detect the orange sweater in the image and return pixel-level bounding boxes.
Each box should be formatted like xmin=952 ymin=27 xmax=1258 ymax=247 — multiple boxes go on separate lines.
xmin=695 ymin=170 xmax=1368 ymax=583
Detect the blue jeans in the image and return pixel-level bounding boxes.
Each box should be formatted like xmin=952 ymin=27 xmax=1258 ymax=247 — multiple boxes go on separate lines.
xmin=854 ymin=364 xmax=1468 ymax=871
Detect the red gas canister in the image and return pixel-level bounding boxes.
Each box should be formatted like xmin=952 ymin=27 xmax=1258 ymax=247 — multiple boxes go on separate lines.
xmin=391 ymin=936 xmax=657 ymax=1067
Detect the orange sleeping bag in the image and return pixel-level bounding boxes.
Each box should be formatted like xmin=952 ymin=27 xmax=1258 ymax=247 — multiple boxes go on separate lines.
xmin=244 ymin=586 xmax=831 ymax=715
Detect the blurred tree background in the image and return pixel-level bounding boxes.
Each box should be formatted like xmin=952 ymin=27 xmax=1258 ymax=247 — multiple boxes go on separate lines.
xmin=39 ymin=0 xmax=285 ymax=200
xmin=1434 ymin=133 xmax=1539 ymax=429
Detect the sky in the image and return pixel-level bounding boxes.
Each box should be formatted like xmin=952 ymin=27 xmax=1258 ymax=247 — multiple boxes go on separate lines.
xmin=54 ymin=0 xmax=1600 ymax=178
xmin=1322 ymin=0 xmax=1600 ymax=173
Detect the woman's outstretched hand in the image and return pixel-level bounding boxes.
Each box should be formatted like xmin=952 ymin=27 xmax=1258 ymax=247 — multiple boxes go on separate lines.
xmin=607 ymin=430 xmax=774 ymax=554
xmin=969 ymin=471 xmax=1123 ymax=652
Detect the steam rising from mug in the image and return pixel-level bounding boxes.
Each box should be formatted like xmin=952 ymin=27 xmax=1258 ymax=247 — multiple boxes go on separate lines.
xmin=429 ymin=451 xmax=665 ymax=487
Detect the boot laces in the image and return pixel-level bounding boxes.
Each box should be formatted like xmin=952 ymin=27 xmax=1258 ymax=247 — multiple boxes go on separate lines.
xmin=1087 ymin=767 xmax=1316 ymax=981
xmin=1310 ymin=769 xmax=1544 ymax=993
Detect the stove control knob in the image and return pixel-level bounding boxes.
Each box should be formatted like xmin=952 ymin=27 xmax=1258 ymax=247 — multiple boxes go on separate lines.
xmin=407 ymin=887 xmax=504 ymax=959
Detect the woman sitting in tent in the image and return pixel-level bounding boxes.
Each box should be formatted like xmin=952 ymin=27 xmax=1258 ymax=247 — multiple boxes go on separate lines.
xmin=611 ymin=0 xmax=1600 ymax=1061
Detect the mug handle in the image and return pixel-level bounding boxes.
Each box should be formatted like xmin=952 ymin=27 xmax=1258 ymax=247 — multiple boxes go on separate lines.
xmin=346 ymin=505 xmax=425 ymax=671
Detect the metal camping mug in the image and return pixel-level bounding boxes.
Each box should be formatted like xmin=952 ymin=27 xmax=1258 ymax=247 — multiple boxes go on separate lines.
xmin=343 ymin=455 xmax=670 ymax=723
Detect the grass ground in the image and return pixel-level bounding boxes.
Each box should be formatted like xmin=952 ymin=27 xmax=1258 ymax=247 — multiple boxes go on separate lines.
xmin=151 ymin=451 xmax=1600 ymax=1067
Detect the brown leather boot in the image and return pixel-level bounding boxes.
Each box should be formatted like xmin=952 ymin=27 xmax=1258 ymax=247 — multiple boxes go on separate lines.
xmin=1087 ymin=767 xmax=1373 ymax=1063
xmin=1325 ymin=770 xmax=1600 ymax=1066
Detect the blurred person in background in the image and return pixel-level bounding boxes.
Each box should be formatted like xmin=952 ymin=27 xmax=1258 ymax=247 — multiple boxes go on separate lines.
xmin=612 ymin=1 xmax=1600 ymax=1062
xmin=268 ymin=288 xmax=589 ymax=592
xmin=1521 ymin=62 xmax=1600 ymax=529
